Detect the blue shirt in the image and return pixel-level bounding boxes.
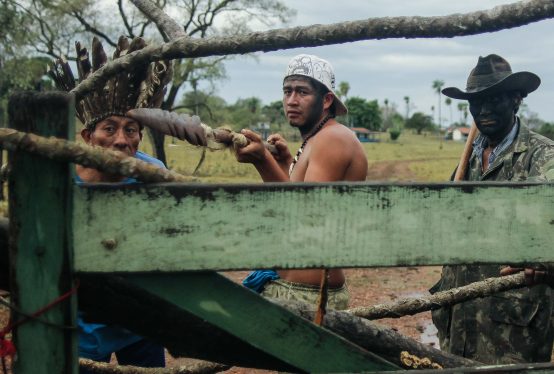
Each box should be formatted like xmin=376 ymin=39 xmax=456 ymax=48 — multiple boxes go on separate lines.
xmin=76 ymin=150 xmax=166 ymax=360
xmin=74 ymin=151 xmax=166 ymax=185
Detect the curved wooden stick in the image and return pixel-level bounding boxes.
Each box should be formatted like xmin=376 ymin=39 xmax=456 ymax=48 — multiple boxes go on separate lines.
xmin=453 ymin=123 xmax=478 ymax=181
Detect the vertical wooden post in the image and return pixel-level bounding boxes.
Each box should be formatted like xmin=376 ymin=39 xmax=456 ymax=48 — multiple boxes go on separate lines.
xmin=8 ymin=92 xmax=76 ymax=374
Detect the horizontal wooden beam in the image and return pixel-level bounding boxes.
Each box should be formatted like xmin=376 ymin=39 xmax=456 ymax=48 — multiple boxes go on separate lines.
xmin=73 ymin=182 xmax=554 ymax=272
xmin=125 ymin=272 xmax=398 ymax=372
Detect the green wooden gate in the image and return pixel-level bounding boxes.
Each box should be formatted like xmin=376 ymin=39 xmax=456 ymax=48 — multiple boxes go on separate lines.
xmin=6 ymin=93 xmax=554 ymax=373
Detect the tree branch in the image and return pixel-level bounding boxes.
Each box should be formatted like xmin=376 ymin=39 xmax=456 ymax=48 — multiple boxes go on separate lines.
xmin=118 ymin=0 xmax=135 ymax=38
xmin=130 ymin=0 xmax=187 ymax=39
xmin=275 ymin=299 xmax=480 ymax=369
xmin=72 ymin=0 xmax=554 ymax=100
xmin=79 ymin=358 xmax=228 ymax=374
xmin=348 ymin=273 xmax=528 ymax=320
xmin=71 ymin=10 xmax=117 ymax=47
xmin=0 ymin=127 xmax=193 ymax=183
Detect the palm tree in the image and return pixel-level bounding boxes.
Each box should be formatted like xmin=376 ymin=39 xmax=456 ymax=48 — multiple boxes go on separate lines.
xmin=383 ymin=98 xmax=390 ymax=129
xmin=457 ymin=102 xmax=469 ymax=125
xmin=338 ymin=81 xmax=350 ymax=101
xmin=403 ymin=96 xmax=410 ymax=120
xmin=432 ymin=80 xmax=445 ymax=128
xmin=445 ymin=97 xmax=452 ymax=126
xmin=338 ymin=81 xmax=351 ymax=126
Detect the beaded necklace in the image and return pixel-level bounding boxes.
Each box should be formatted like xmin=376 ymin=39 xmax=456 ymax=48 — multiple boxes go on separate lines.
xmin=288 ymin=114 xmax=332 ymax=176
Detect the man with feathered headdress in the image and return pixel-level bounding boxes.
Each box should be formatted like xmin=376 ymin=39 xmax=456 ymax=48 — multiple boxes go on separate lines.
xmin=49 ymin=36 xmax=206 ymax=183
xmin=49 ymin=36 xmax=206 ymax=371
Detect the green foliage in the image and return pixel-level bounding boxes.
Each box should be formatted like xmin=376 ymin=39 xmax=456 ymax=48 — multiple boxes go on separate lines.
xmin=537 ymin=122 xmax=554 ymax=140
xmin=178 ymin=91 xmax=230 ymax=124
xmin=227 ymin=97 xmax=265 ymax=130
xmin=406 ymin=112 xmax=434 ymax=135
xmin=343 ymin=96 xmax=382 ymax=130
xmin=389 ymin=128 xmax=401 ymax=141
xmin=337 ymin=81 xmax=350 ymax=101
xmin=262 ymin=100 xmax=286 ymax=127
xmin=149 ymin=132 xmax=464 ymax=183
xmin=0 ymin=56 xmax=54 ymax=125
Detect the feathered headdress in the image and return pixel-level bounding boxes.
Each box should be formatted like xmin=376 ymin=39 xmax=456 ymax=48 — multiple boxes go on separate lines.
xmin=48 ymin=36 xmax=172 ymax=129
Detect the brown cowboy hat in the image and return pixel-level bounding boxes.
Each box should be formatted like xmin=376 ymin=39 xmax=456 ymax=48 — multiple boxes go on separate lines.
xmin=442 ymin=54 xmax=540 ymax=99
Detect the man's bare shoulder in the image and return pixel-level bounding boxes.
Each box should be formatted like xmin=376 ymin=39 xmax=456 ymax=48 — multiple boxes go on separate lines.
xmin=314 ymin=121 xmax=360 ymax=146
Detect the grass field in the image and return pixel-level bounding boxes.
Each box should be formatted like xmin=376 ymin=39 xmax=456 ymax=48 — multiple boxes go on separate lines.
xmin=140 ymin=130 xmax=466 ymax=183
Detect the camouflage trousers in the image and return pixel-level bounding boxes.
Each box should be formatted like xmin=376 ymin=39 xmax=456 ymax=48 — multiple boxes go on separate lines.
xmin=261 ymin=279 xmax=349 ymax=310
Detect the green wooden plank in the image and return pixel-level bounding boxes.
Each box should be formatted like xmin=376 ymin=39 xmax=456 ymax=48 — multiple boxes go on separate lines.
xmin=124 ymin=272 xmax=398 ymax=372
xmin=73 ymin=183 xmax=554 ymax=272
xmin=8 ymin=92 xmax=77 ymax=374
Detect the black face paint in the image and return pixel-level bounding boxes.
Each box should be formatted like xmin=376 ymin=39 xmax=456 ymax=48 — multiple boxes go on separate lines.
xmin=469 ymin=92 xmax=518 ymax=144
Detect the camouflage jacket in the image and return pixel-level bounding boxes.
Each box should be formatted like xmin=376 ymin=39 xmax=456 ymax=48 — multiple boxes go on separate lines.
xmin=431 ymin=123 xmax=554 ymax=364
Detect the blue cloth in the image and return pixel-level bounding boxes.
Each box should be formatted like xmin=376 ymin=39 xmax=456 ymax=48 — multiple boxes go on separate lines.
xmin=78 ymin=313 xmax=143 ymax=361
xmin=242 ymin=270 xmax=280 ymax=293
xmin=79 ymin=339 xmax=165 ymax=374
xmin=75 ymin=151 xmax=167 ymax=184
xmin=76 ymin=150 xmax=166 ymax=364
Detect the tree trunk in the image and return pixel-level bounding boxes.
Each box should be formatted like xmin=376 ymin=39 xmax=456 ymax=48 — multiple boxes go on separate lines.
xmin=274 ymin=299 xmax=478 ymax=370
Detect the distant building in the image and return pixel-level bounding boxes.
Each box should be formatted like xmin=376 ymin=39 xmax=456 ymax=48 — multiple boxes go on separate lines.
xmin=351 ymin=127 xmax=380 ymax=143
xmin=251 ymin=122 xmax=271 ymax=139
xmin=445 ymin=126 xmax=471 ymax=141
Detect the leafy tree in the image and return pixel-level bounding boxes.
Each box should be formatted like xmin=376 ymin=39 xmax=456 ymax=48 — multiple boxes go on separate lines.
xmin=337 ymin=81 xmax=350 ymax=101
xmin=389 ymin=128 xmax=401 ymax=141
xmin=345 ymin=96 xmax=382 ymax=131
xmin=457 ymin=102 xmax=469 ymax=124
xmin=177 ymin=91 xmax=230 ymax=125
xmin=0 ymin=56 xmax=53 ymax=125
xmin=227 ymin=97 xmax=266 ymax=131
xmin=403 ymin=96 xmax=410 ymax=120
xmin=445 ymin=97 xmax=453 ymax=126
xmin=262 ymin=100 xmax=286 ymax=127
xmin=537 ymin=122 xmax=554 ymax=140
xmin=406 ymin=112 xmax=434 ymax=135
xmin=432 ymin=79 xmax=444 ymax=127
xmin=7 ymin=0 xmax=294 ymax=163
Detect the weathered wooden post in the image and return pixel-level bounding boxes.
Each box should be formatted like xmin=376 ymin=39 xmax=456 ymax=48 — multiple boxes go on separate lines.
xmin=8 ymin=92 xmax=76 ymax=373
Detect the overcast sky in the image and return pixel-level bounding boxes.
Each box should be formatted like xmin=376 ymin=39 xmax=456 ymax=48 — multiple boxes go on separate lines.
xmin=212 ymin=0 xmax=554 ymax=125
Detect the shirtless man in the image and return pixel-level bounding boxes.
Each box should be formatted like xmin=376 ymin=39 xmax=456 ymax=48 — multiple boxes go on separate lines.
xmin=236 ymin=54 xmax=367 ymax=309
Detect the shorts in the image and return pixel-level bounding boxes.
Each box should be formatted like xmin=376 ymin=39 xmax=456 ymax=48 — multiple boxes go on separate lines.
xmin=261 ymin=279 xmax=349 ymax=310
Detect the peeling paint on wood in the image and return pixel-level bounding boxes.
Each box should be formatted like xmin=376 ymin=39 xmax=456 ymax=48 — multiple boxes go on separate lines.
xmin=73 ymin=182 xmax=554 ymax=272
xmin=125 ymin=272 xmax=399 ymax=372
xmin=8 ymin=92 xmax=77 ymax=374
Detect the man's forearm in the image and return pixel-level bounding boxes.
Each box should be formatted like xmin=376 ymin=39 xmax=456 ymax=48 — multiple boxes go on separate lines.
xmin=253 ymin=152 xmax=290 ymax=182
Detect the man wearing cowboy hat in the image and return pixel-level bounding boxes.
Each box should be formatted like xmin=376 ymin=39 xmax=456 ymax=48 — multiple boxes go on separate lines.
xmin=431 ymin=54 xmax=554 ymax=364
xmin=236 ymin=54 xmax=368 ymax=309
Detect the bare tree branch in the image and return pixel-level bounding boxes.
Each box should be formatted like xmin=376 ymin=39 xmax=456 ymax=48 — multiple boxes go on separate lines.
xmin=79 ymin=358 xmax=228 ymax=373
xmin=72 ymin=0 xmax=554 ymax=100
xmin=118 ymin=0 xmax=136 ymax=38
xmin=348 ymin=273 xmax=528 ymax=320
xmin=71 ymin=10 xmax=117 ymax=47
xmin=130 ymin=0 xmax=187 ymax=39
xmin=274 ymin=299 xmax=479 ymax=369
xmin=0 ymin=128 xmax=193 ymax=183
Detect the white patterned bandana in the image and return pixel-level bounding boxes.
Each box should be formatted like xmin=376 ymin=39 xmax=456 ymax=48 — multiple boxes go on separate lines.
xmin=284 ymin=54 xmax=348 ymax=115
